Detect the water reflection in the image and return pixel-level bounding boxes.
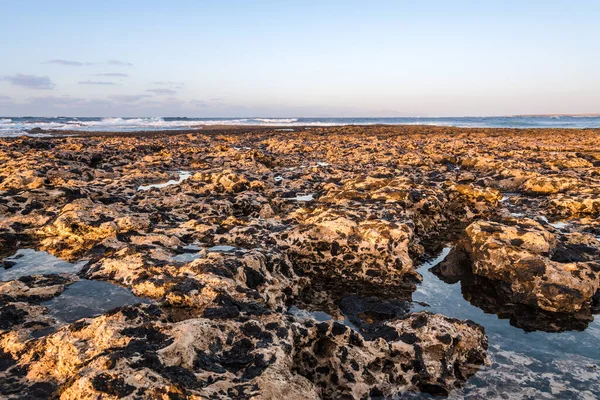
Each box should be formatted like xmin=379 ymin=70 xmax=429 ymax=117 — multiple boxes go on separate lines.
xmin=42 ymin=279 xmax=149 ymax=323
xmin=137 ymin=171 xmax=191 ymax=191
xmin=411 ymin=246 xmax=600 ymax=398
xmin=0 ymin=249 xmax=86 ymax=281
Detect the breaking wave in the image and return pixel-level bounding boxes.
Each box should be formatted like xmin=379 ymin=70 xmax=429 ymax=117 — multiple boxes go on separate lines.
xmin=1 ymin=115 xmax=600 ymax=136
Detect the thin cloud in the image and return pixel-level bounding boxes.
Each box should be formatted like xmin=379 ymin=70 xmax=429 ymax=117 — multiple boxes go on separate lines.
xmin=27 ymin=95 xmax=87 ymax=106
xmin=108 ymin=94 xmax=152 ymax=102
xmin=209 ymin=98 xmax=226 ymax=105
xmin=2 ymin=74 xmax=55 ymax=90
xmin=152 ymin=80 xmax=185 ymax=89
xmin=46 ymin=59 xmax=87 ymax=66
xmin=95 ymin=72 xmax=129 ymax=77
xmin=78 ymin=80 xmax=117 ymax=85
xmin=190 ymin=99 xmax=209 ymax=107
xmin=107 ymin=60 xmax=133 ymax=66
xmin=44 ymin=59 xmax=133 ymax=67
xmin=146 ymin=88 xmax=177 ymax=95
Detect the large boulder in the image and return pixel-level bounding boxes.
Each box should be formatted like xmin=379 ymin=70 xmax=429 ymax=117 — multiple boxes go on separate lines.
xmin=279 ymin=208 xmax=418 ymax=293
xmin=435 ymin=218 xmax=600 ymax=314
xmin=521 ymin=175 xmax=580 ymax=195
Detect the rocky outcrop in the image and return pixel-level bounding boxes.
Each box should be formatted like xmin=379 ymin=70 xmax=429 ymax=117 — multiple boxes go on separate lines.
xmin=2 ymin=125 xmax=599 ymax=397
xmin=279 ymin=207 xmax=418 ymax=293
xmin=433 ymin=218 xmax=600 ymax=314
xmin=83 ymin=245 xmax=304 ymax=312
xmin=0 ymin=304 xmax=488 ymax=399
xmin=0 ymin=274 xmax=79 ymax=352
xmin=292 ymin=312 xmax=488 ymax=398
xmin=521 ymin=175 xmax=581 ymax=195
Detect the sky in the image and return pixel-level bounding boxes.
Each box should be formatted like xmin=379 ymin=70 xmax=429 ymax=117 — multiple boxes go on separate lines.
xmin=1 ymin=0 xmax=599 ymax=117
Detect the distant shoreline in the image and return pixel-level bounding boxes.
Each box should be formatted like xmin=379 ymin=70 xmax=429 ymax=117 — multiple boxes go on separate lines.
xmin=9 ymin=124 xmax=599 ymax=139
xmin=3 ymin=114 xmax=600 ymax=118
xmin=4 ymin=115 xmax=600 ymax=138
xmin=514 ymin=114 xmax=600 ymax=117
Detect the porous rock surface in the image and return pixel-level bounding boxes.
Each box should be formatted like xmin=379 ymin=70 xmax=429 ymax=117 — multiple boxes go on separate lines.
xmin=433 ymin=218 xmax=600 ymax=314
xmin=1 ymin=304 xmax=487 ymax=399
xmin=1 ymin=125 xmax=599 ymax=398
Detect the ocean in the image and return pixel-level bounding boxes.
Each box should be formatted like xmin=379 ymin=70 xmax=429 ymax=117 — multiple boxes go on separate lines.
xmin=1 ymin=116 xmax=600 ymax=137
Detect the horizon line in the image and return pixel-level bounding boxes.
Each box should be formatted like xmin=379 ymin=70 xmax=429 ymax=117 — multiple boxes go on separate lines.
xmin=2 ymin=114 xmax=600 ymax=119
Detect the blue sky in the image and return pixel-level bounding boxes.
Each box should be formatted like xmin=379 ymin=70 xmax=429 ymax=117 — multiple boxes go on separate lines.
xmin=1 ymin=0 xmax=599 ymax=117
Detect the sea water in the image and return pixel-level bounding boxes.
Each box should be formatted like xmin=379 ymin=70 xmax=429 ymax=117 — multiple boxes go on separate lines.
xmin=2 ymin=116 xmax=600 ymax=136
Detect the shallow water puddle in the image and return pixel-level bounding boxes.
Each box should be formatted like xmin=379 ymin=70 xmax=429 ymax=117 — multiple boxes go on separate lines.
xmin=182 ymin=244 xmax=203 ymax=251
xmin=172 ymin=245 xmax=239 ymax=262
xmin=138 ymin=171 xmax=191 ymax=191
xmin=0 ymin=249 xmax=87 ymax=281
xmin=539 ymin=215 xmax=571 ymax=231
xmin=42 ymin=279 xmax=149 ymax=323
xmin=412 ymin=246 xmax=600 ymax=398
xmin=172 ymin=252 xmax=204 ymax=262
xmin=287 ymin=306 xmax=360 ymax=331
xmin=284 ymin=193 xmax=315 ymax=202
xmin=208 ymin=245 xmax=238 ymax=252
xmin=550 ymin=221 xmax=570 ymax=230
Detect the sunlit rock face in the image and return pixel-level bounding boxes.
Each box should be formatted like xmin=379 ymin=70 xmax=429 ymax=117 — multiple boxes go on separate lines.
xmin=1 ymin=125 xmax=599 ymax=398
xmin=278 ymin=207 xmax=419 ymax=292
xmin=0 ymin=303 xmax=488 ymax=399
xmin=435 ymin=218 xmax=600 ymax=314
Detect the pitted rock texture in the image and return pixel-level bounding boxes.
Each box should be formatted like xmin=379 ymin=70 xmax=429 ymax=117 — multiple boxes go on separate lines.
xmin=279 ymin=207 xmax=418 ymax=293
xmin=0 ymin=304 xmax=487 ymax=399
xmin=0 ymin=274 xmax=79 ymax=353
xmin=1 ymin=125 xmax=599 ymax=397
xmin=434 ymin=218 xmax=600 ymax=314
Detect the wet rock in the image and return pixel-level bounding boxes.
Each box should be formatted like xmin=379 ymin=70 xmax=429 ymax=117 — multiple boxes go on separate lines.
xmin=459 ymin=272 xmax=593 ymax=333
xmin=0 ymin=274 xmax=78 ymax=351
xmin=521 ymin=175 xmax=580 ymax=195
xmin=0 ymin=304 xmax=488 ymax=399
xmin=436 ymin=218 xmax=600 ymax=314
xmin=292 ymin=312 xmax=488 ymax=399
xmin=338 ymin=294 xmax=411 ymax=331
xmin=279 ymin=207 xmax=419 ymax=295
xmin=4 ymin=125 xmax=597 ymax=397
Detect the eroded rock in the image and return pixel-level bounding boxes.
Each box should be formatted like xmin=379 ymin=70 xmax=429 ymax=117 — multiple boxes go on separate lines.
xmin=434 ymin=218 xmax=600 ymax=314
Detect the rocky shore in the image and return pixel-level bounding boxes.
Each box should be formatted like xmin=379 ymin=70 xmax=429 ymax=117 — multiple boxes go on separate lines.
xmin=1 ymin=125 xmax=599 ymax=398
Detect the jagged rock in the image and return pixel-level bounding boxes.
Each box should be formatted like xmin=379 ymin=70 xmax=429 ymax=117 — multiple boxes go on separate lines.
xmin=0 ymin=304 xmax=488 ymax=399
xmin=279 ymin=207 xmax=418 ymax=295
xmin=546 ymin=193 xmax=600 ymax=217
xmin=0 ymin=274 xmax=79 ymax=352
xmin=190 ymin=169 xmax=250 ymax=193
xmin=521 ymin=175 xmax=580 ymax=195
xmin=435 ymin=219 xmax=600 ymax=314
xmin=2 ymin=125 xmax=598 ymax=397
xmin=83 ymin=245 xmax=305 ymax=313
xmin=447 ymin=183 xmax=502 ymax=220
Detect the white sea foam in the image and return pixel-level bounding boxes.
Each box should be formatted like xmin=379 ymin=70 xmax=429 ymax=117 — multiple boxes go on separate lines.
xmin=2 ymin=116 xmax=600 ymax=137
xmin=138 ymin=171 xmax=191 ymax=191
xmin=254 ymin=118 xmax=298 ymax=123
